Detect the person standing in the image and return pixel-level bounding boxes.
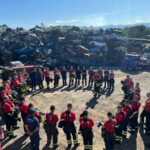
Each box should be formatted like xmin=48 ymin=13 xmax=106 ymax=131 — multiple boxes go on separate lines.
xmin=44 ymin=68 xmax=51 ymax=89
xmin=37 ymin=68 xmax=44 ymax=90
xmin=75 ymin=66 xmax=81 ymax=86
xmin=88 ymin=67 xmax=94 ymax=87
xmin=19 ymin=100 xmax=29 ymax=135
xmin=115 ymin=105 xmax=125 ymax=143
xmin=122 ymin=101 xmax=131 ymax=138
xmin=101 ymin=112 xmax=116 ymax=150
xmin=69 ymin=67 xmax=75 ymax=87
xmin=3 ymin=97 xmax=18 ymax=138
xmin=25 ymin=108 xmax=40 ymax=150
xmin=61 ymin=66 xmax=67 ymax=86
xmin=129 ymin=95 xmax=141 ymax=133
xmin=82 ymin=66 xmax=87 ymax=86
xmin=60 ymin=103 xmax=79 ymax=149
xmin=143 ymin=93 xmax=150 ymax=134
xmin=53 ymin=67 xmax=60 ymax=88
xmin=79 ymin=110 xmax=94 ymax=150
xmin=104 ymin=69 xmax=109 ymax=89
xmin=30 ymin=68 xmax=37 ymax=91
xmin=44 ymin=105 xmax=59 ymax=148
xmin=109 ymin=71 xmax=115 ymax=90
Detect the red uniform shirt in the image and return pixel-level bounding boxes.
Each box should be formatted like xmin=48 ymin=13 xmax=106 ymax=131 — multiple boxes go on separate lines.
xmin=0 ymin=91 xmax=7 ymax=101
xmin=145 ymin=100 xmax=150 ymax=112
xmin=54 ymin=69 xmax=60 ymax=76
xmin=20 ymin=103 xmax=28 ymax=113
xmin=44 ymin=70 xmax=49 ymax=77
xmin=46 ymin=112 xmax=59 ymax=124
xmin=88 ymin=70 xmax=95 ymax=77
xmin=79 ymin=117 xmax=94 ymax=128
xmin=6 ymin=85 xmax=12 ymax=95
xmin=131 ymin=101 xmax=141 ymax=112
xmin=123 ymin=105 xmax=131 ymax=116
xmin=125 ymin=79 xmax=134 ymax=89
xmin=93 ymin=73 xmax=100 ymax=81
xmin=103 ymin=118 xmax=116 ymax=133
xmin=61 ymin=111 xmax=76 ymax=122
xmin=23 ymin=72 xmax=29 ymax=78
xmin=13 ymin=79 xmax=21 ymax=87
xmin=3 ymin=102 xmax=13 ymax=113
xmin=115 ymin=111 xmax=125 ymax=124
xmin=109 ymin=72 xmax=115 ymax=79
xmin=18 ymin=76 xmax=24 ymax=83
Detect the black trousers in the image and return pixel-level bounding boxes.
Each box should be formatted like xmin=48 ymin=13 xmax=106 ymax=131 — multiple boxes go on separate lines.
xmin=115 ymin=124 xmax=123 ymax=142
xmin=62 ymin=77 xmax=67 ymax=86
xmin=109 ymin=79 xmax=115 ymax=89
xmin=45 ymin=77 xmax=50 ymax=88
xmin=31 ymin=80 xmax=37 ymax=90
xmin=104 ymin=133 xmax=115 ymax=150
xmin=82 ymin=129 xmax=93 ymax=150
xmin=129 ymin=112 xmax=138 ymax=132
xmin=37 ymin=80 xmax=44 ymax=89
xmin=88 ymin=76 xmax=93 ymax=86
xmin=63 ymin=124 xmax=78 ymax=145
xmin=4 ymin=113 xmax=15 ymax=136
xmin=82 ymin=75 xmax=87 ymax=85
xmin=47 ymin=128 xmax=58 ymax=146
xmin=140 ymin=109 xmax=146 ymax=124
xmin=104 ymin=76 xmax=109 ymax=88
xmin=54 ymin=76 xmax=59 ymax=87
xmin=122 ymin=117 xmax=129 ymax=137
xmin=75 ymin=78 xmax=81 ymax=86
xmin=146 ymin=111 xmax=150 ymax=133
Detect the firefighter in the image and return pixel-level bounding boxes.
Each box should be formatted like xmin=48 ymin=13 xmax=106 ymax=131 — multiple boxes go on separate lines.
xmin=134 ymin=82 xmax=141 ymax=99
xmin=115 ymin=105 xmax=125 ymax=143
xmin=82 ymin=66 xmax=87 ymax=86
xmin=104 ymin=69 xmax=110 ymax=89
xmin=122 ymin=101 xmax=131 ymax=138
xmin=124 ymin=75 xmax=134 ymax=90
xmin=60 ymin=103 xmax=79 ymax=149
xmin=88 ymin=67 xmax=94 ymax=87
xmin=44 ymin=68 xmax=51 ymax=89
xmin=44 ymin=105 xmax=59 ymax=148
xmin=79 ymin=110 xmax=94 ymax=150
xmin=102 ymin=112 xmax=116 ymax=150
xmin=140 ymin=93 xmax=150 ymax=126
xmin=75 ymin=66 xmax=81 ymax=86
xmin=37 ymin=68 xmax=44 ymax=90
xmin=19 ymin=100 xmax=29 ymax=135
xmin=3 ymin=97 xmax=18 ymax=138
xmin=25 ymin=108 xmax=40 ymax=150
xmin=61 ymin=66 xmax=67 ymax=86
xmin=69 ymin=67 xmax=76 ymax=87
xmin=129 ymin=95 xmax=141 ymax=133
xmin=54 ymin=67 xmax=60 ymax=88
xmin=30 ymin=68 xmax=37 ymax=91
xmin=143 ymin=93 xmax=150 ymax=134
xmin=93 ymin=72 xmax=103 ymax=97
xmin=108 ymin=71 xmax=115 ymax=90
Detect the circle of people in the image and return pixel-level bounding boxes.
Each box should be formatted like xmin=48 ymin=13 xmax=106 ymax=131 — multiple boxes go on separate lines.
xmin=0 ymin=67 xmax=150 ymax=150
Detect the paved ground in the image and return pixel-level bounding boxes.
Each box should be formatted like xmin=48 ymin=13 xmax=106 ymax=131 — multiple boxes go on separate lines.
xmin=2 ymin=70 xmax=150 ymax=150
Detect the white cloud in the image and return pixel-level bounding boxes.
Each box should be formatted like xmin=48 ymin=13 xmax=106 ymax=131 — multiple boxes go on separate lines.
xmin=55 ymin=16 xmax=106 ymax=26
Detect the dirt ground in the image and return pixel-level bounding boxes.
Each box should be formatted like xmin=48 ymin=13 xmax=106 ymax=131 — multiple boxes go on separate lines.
xmin=2 ymin=70 xmax=150 ymax=150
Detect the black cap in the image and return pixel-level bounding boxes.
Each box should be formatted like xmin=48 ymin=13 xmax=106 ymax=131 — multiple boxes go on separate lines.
xmin=107 ymin=112 xmax=113 ymax=117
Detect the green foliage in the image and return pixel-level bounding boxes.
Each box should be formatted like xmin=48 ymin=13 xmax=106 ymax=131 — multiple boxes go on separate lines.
xmin=122 ymin=25 xmax=150 ymax=38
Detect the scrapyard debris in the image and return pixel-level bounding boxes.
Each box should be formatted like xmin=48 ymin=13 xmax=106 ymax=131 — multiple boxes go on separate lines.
xmin=0 ymin=24 xmax=149 ymax=66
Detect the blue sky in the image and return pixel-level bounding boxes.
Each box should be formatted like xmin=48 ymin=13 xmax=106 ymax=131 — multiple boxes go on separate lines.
xmin=0 ymin=0 xmax=150 ymax=28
